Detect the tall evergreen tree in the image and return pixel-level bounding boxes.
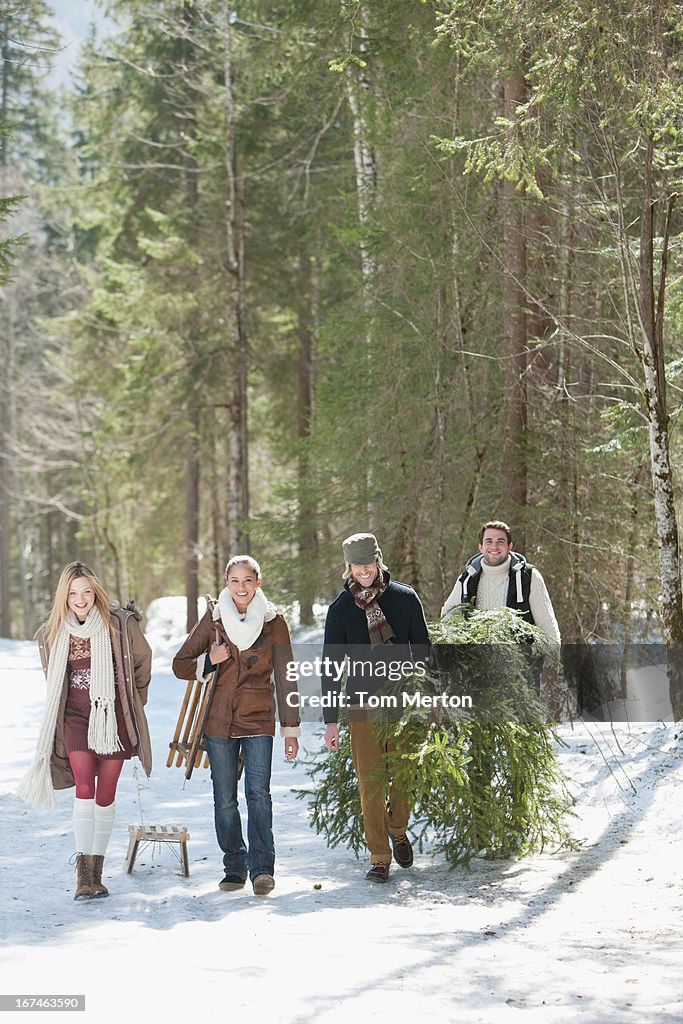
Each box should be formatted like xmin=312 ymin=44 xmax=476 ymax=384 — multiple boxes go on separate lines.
xmin=0 ymin=0 xmax=63 ymax=637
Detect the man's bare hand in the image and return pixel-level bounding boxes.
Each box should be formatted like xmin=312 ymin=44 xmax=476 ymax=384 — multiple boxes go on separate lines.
xmin=284 ymin=736 xmax=299 ymax=761
xmin=324 ymin=723 xmax=339 ymax=751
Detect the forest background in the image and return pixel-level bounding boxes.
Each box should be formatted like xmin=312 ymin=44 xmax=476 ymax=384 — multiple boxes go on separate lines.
xmin=2 ymin=0 xmax=683 ymax=660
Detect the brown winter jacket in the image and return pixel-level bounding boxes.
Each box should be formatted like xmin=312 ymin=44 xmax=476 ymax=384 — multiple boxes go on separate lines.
xmin=35 ymin=607 xmax=153 ymax=790
xmin=172 ymin=603 xmax=301 ymax=738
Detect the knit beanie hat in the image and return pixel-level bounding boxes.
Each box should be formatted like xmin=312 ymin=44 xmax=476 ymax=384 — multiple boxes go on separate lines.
xmin=342 ymin=532 xmax=382 ymax=565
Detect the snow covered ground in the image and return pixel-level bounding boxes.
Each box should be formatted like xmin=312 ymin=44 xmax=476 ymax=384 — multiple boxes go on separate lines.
xmin=1 ymin=604 xmax=682 ymax=1023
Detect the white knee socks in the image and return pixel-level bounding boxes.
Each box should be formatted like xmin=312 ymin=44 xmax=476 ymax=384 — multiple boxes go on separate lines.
xmin=72 ymin=798 xmax=95 ymax=855
xmin=92 ymin=802 xmax=116 ymax=856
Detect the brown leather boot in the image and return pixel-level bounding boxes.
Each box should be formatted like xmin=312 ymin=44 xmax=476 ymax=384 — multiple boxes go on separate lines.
xmin=74 ymin=853 xmax=94 ymax=900
xmin=90 ymin=855 xmax=109 ymax=898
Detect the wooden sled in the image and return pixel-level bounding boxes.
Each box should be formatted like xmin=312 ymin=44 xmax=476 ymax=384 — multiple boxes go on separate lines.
xmin=167 ymin=599 xmax=244 ymax=782
xmin=167 ymin=671 xmax=245 ymax=782
xmin=167 ymin=596 xmax=220 ymax=780
xmin=126 ymin=824 xmax=190 ymax=877
xmin=167 ymin=672 xmax=217 ymax=780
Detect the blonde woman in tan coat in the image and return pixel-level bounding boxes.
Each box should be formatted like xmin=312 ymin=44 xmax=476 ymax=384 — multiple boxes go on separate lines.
xmin=18 ymin=562 xmax=152 ymax=901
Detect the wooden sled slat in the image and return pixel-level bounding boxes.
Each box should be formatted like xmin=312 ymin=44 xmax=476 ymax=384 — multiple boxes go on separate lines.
xmin=179 ymin=680 xmax=205 ymax=764
xmin=168 ymin=672 xmax=217 ymax=779
xmin=166 ymin=678 xmax=194 ymax=768
xmin=167 ymin=602 xmax=243 ymax=781
xmin=184 ymin=671 xmax=218 ymax=780
xmin=168 ymin=596 xmax=221 ymax=778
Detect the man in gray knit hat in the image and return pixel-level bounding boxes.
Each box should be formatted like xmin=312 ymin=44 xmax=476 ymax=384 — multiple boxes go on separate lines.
xmin=321 ymin=532 xmax=430 ymax=883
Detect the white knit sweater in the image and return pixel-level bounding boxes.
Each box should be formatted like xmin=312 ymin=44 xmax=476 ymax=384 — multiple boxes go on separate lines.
xmin=441 ymin=555 xmax=561 ymax=643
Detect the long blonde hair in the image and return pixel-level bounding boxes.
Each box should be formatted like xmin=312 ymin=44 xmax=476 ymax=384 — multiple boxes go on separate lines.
xmin=46 ymin=562 xmax=114 ymax=648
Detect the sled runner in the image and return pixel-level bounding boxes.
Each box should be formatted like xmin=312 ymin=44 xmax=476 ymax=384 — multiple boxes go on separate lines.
xmin=167 ymin=673 xmax=216 ymax=779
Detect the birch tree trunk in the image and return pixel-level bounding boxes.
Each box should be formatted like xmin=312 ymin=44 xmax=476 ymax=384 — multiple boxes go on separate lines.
xmin=638 ymin=139 xmax=682 ymax=642
xmin=346 ymin=63 xmax=377 ymax=286
xmin=636 ymin=135 xmax=683 ymax=717
xmin=345 ymin=16 xmax=377 ymax=518
xmin=0 ymin=299 xmax=12 ymax=636
xmin=620 ymin=464 xmax=646 ymax=698
xmin=0 ymin=41 xmax=11 ymax=634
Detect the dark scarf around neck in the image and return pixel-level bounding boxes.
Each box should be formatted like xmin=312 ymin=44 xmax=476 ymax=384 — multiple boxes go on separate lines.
xmin=347 ymin=569 xmax=395 ymax=646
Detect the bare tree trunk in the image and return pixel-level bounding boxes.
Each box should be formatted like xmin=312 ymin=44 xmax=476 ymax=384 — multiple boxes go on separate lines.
xmin=556 ymin=155 xmax=581 ymax=642
xmin=638 ymin=139 xmax=682 ymax=646
xmin=0 ymin=424 xmax=11 ymax=637
xmin=100 ymin=478 xmax=124 ymax=601
xmin=237 ymin=171 xmax=249 ymax=550
xmin=297 ymin=251 xmax=316 ymax=625
xmin=502 ymin=74 xmax=528 ymax=552
xmin=605 ymin=121 xmax=683 ymax=716
xmin=182 ymin=1 xmax=201 ymax=631
xmin=437 ymin=78 xmax=494 ymax=597
xmin=0 ymin=295 xmax=11 ymax=636
xmin=434 ymin=341 xmax=449 ymax=606
xmin=634 ymin=138 xmax=683 ymax=717
xmin=45 ymin=498 xmax=54 ymax=599
xmin=223 ymin=5 xmax=249 ymax=554
xmin=345 ymin=14 xmax=377 ymax=518
xmin=5 ymin=299 xmax=32 ymax=637
xmin=449 ymin=204 xmax=492 ymax=578
xmin=393 ymin=488 xmax=420 ymax=594
xmin=346 ymin=68 xmax=376 ymax=285
xmin=0 ymin=55 xmax=11 ymax=631
xmin=620 ymin=463 xmax=646 ymax=698
xmin=185 ymin=404 xmax=200 ymax=631
xmin=0 ymin=20 xmax=8 ymax=168
xmin=210 ymin=430 xmax=223 ymax=595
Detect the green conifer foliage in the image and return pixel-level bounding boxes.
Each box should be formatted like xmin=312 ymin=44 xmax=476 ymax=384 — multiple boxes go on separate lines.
xmin=296 ymin=727 xmax=366 ymax=858
xmin=298 ymin=609 xmax=577 ymax=865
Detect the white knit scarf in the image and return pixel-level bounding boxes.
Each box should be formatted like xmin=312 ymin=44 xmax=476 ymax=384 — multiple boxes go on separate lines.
xmin=216 ymin=586 xmax=270 ymax=651
xmin=17 ymin=607 xmax=121 ymax=810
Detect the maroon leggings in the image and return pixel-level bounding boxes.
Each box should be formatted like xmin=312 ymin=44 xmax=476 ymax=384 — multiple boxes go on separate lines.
xmin=68 ymin=751 xmax=124 ymax=806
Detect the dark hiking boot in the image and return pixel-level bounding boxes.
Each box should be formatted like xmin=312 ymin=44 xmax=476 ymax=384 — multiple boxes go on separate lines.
xmin=219 ymin=875 xmax=246 ymax=891
xmin=390 ymin=832 xmax=414 ymax=868
xmin=365 ymin=863 xmax=390 ymax=883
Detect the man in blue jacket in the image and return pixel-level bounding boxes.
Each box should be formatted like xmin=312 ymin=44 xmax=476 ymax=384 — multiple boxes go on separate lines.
xmin=322 ymin=532 xmax=430 ymax=883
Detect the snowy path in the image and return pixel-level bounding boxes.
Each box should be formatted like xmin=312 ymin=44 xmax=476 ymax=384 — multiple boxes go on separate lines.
xmin=1 ymin=635 xmax=682 ymax=1023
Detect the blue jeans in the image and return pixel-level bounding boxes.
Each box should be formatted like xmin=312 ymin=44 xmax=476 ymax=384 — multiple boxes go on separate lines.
xmin=203 ymin=734 xmax=275 ymax=880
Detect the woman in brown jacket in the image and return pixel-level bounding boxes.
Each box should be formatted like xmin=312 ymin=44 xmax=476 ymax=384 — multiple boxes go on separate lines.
xmin=18 ymin=562 xmax=152 ymax=901
xmin=172 ymin=555 xmax=300 ymax=896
